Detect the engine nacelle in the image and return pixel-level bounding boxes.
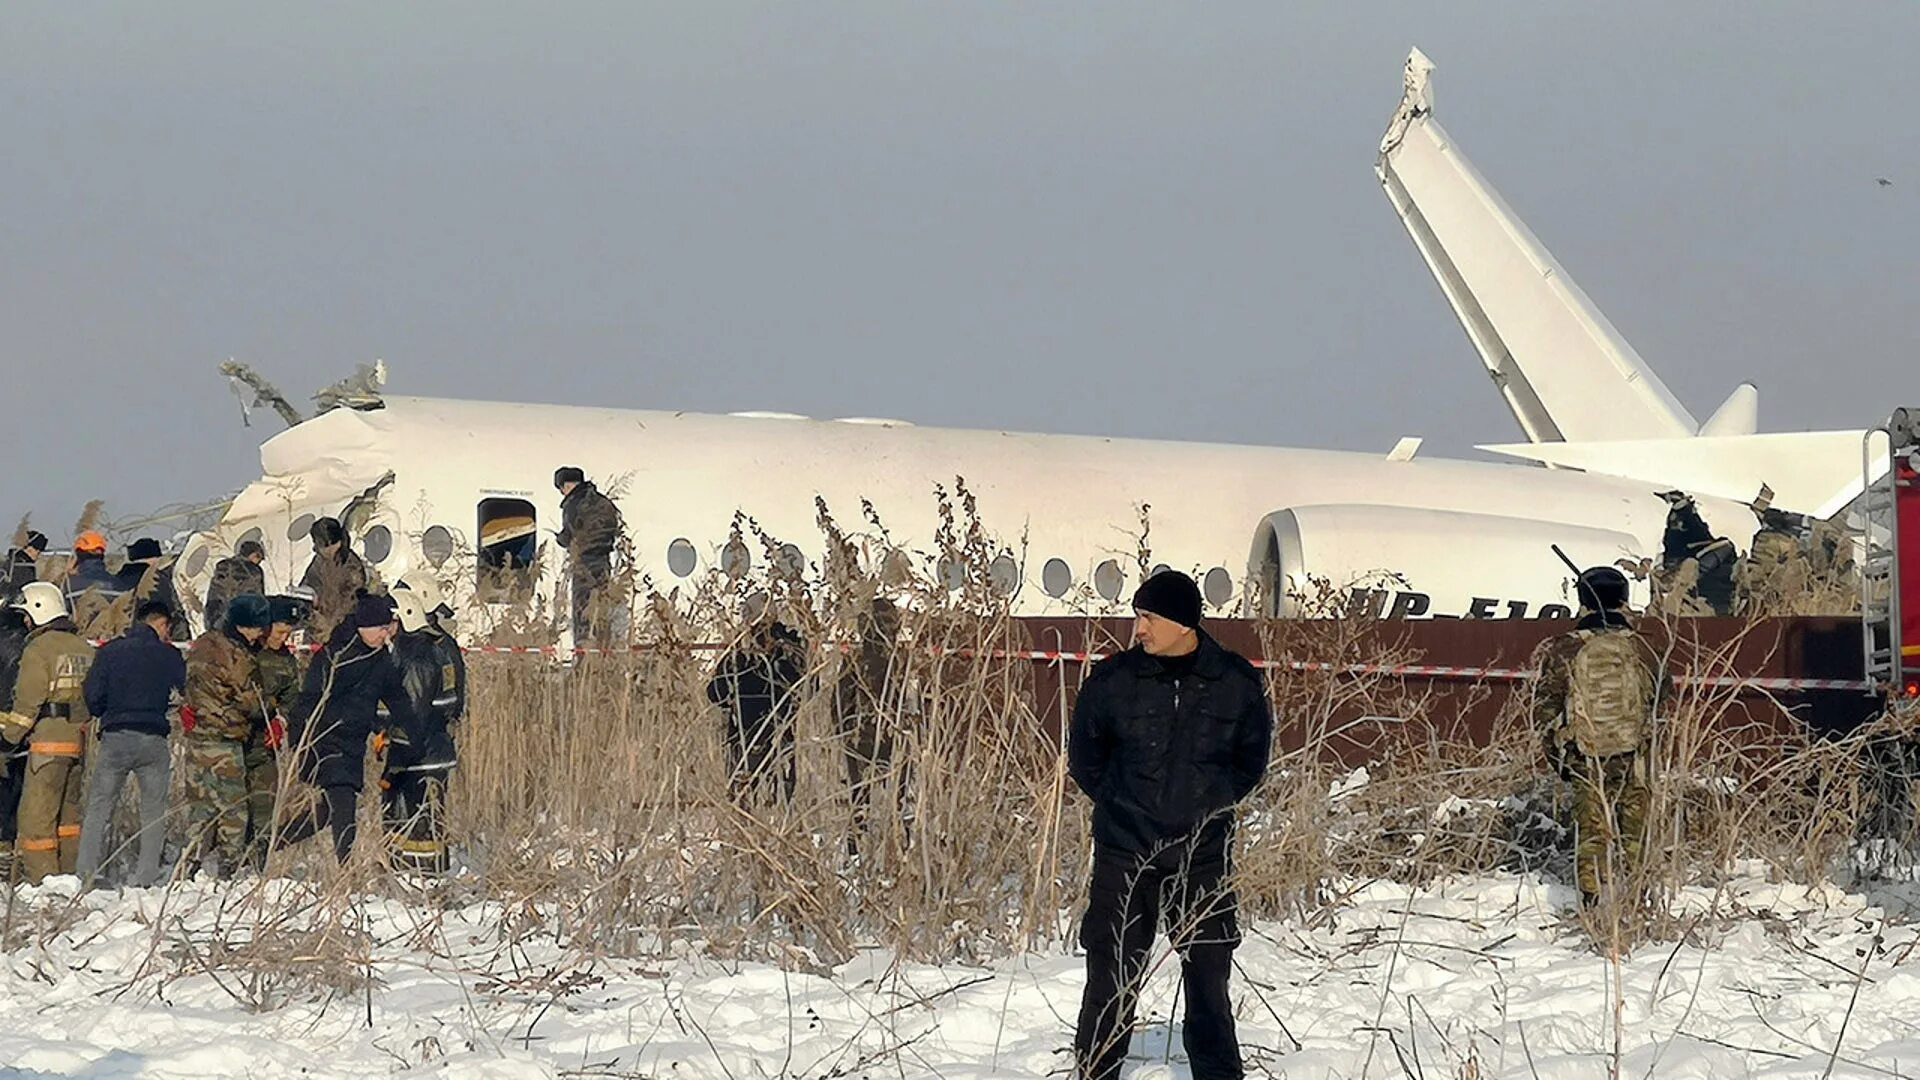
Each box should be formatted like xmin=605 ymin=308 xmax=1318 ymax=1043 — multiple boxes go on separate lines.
xmin=1249 ymin=505 xmax=1650 ymax=619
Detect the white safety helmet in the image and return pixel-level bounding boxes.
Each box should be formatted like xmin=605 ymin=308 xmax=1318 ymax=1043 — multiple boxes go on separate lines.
xmin=11 ymin=581 xmax=69 ymax=628
xmin=390 ymin=588 xmax=430 ymax=634
xmin=395 ymin=576 xmax=447 ymax=618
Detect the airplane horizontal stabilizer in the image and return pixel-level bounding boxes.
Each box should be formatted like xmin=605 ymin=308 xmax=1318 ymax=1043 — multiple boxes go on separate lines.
xmin=1479 ymin=430 xmax=1880 ymax=518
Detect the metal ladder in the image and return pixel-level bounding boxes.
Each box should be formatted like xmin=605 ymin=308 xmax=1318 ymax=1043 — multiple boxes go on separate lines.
xmin=1862 ymin=414 xmax=1909 ymax=693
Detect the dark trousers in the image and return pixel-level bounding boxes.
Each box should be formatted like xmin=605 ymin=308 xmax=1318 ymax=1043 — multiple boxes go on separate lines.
xmin=570 ymin=557 xmax=613 ymax=645
xmin=1076 ymin=846 xmax=1242 ymax=1080
xmin=0 ymin=749 xmax=24 ymax=844
xmin=726 ymin=709 xmax=796 ymax=806
xmin=274 ymin=785 xmax=360 ymax=863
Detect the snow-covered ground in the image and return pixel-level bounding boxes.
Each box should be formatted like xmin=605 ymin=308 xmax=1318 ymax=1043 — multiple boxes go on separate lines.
xmin=8 ymin=869 xmax=1920 ymax=1078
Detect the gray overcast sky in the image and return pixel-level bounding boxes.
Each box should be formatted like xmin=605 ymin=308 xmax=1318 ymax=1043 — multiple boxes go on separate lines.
xmin=2 ymin=4 xmax=1916 ymax=539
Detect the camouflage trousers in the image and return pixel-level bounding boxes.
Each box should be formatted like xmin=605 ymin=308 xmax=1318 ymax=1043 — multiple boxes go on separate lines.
xmin=182 ymin=735 xmax=270 ymax=874
xmin=240 ymin=734 xmax=279 ymax=863
xmin=1573 ymin=752 xmax=1649 ymax=903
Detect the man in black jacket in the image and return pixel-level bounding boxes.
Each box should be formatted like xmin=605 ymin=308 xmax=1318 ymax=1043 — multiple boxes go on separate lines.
xmin=276 ymin=594 xmax=416 ymax=863
xmin=1068 ymin=571 xmax=1273 ymax=1080
xmin=553 ymin=466 xmax=623 ymax=645
xmin=119 ymin=538 xmax=189 ymax=642
xmin=0 ymin=605 xmax=30 ymax=875
xmin=77 ymin=601 xmax=187 ymax=887
xmin=707 ymin=594 xmax=806 ymax=807
xmin=3 ymin=530 xmax=47 ymax=601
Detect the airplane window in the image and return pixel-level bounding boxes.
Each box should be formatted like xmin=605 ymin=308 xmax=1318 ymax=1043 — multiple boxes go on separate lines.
xmin=238 ymin=527 xmax=264 ymax=551
xmin=1150 ymin=563 xmax=1171 ymax=580
xmin=667 ymin=538 xmax=697 ymax=577
xmin=1094 ymin=560 xmax=1125 ymax=601
xmin=722 ymin=538 xmax=751 ymax=579
xmin=777 ymin=543 xmax=806 ymax=578
xmin=1204 ymin=567 xmax=1233 ymax=607
xmin=183 ymin=545 xmax=209 ymax=579
xmin=288 ymin=513 xmax=316 ymax=543
xmin=422 ymin=526 xmax=456 ymax=568
xmin=940 ymin=557 xmax=964 ymax=592
xmin=991 ymin=554 xmax=1019 ymax=596
xmin=477 ymin=498 xmax=538 ymax=603
xmin=362 ymin=525 xmax=393 ymax=565
xmin=1042 ymin=558 xmax=1073 ymax=598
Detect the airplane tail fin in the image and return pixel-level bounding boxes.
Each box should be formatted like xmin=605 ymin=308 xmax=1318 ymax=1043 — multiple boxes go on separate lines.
xmin=1377 ymin=49 xmax=1701 ymax=444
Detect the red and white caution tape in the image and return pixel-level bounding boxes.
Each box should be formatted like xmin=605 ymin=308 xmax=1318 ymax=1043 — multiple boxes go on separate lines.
xmin=116 ymin=640 xmax=1873 ymax=693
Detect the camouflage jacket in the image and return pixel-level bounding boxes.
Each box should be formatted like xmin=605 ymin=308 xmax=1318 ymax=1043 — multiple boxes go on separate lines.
xmin=3 ymin=619 xmax=95 ymax=744
xmin=204 ymin=555 xmax=266 ymax=629
xmin=557 ymin=482 xmax=622 ymax=563
xmin=1528 ymin=612 xmax=1671 ymax=769
xmin=186 ymin=629 xmax=266 ymax=741
xmin=300 ymin=550 xmax=370 ymax=639
xmin=254 ymin=644 xmax=304 ymax=719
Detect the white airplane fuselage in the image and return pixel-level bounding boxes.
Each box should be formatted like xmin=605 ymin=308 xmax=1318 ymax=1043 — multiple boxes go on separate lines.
xmin=175 ymin=396 xmax=1755 ymax=634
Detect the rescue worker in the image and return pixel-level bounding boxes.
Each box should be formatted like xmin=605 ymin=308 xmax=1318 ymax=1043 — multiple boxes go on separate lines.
xmin=246 ymin=596 xmax=304 ymax=864
xmin=276 ymin=594 xmax=417 ymax=864
xmin=65 ymin=531 xmax=130 ymax=636
xmin=1529 ymin=566 xmax=1671 ymax=908
xmin=183 ymin=594 xmax=271 ymax=878
xmin=708 ymin=593 xmax=806 ymax=807
xmin=1 ymin=582 xmax=97 ymax=883
xmin=0 ymin=605 xmax=31 ymax=878
xmin=3 ymin=530 xmax=47 ymax=599
xmin=1742 ymin=509 xmax=1811 ymax=616
xmin=553 ymin=467 xmax=623 ymax=644
xmin=834 ymin=597 xmax=900 ymax=852
xmin=384 ymin=587 xmax=462 ymax=872
xmin=119 ymin=537 xmax=189 ymax=641
xmin=1068 ymin=571 xmax=1274 ymax=1080
xmin=204 ymin=540 xmax=267 ymax=631
xmin=299 ymin=517 xmax=369 ymax=640
xmin=77 ymin=601 xmax=185 ymax=887
xmin=1653 ymin=491 xmax=1737 ymax=616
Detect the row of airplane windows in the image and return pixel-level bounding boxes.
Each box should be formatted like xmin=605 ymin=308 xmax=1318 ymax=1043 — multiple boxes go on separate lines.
xmin=221 ymin=504 xmax=1237 ymax=609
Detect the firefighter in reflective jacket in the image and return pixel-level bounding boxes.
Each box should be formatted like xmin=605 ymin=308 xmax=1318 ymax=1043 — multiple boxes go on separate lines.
xmin=1 ymin=583 xmax=96 ymax=882
xmin=384 ymin=587 xmax=461 ymax=872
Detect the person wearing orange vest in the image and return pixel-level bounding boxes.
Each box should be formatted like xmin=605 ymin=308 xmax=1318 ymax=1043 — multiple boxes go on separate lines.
xmin=1 ymin=583 xmax=96 ymax=882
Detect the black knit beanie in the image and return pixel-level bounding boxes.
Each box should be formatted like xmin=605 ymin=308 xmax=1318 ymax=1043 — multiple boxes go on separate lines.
xmin=1132 ymin=570 xmax=1203 ymax=629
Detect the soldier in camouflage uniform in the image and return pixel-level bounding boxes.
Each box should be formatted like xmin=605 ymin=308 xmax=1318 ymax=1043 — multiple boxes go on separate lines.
xmin=1530 ymin=567 xmax=1671 ymax=907
xmin=1741 ymin=510 xmax=1812 ymax=616
xmin=203 ymin=541 xmax=266 ymax=633
xmin=299 ymin=518 xmax=369 ymax=641
xmin=244 ymin=597 xmax=305 ymax=864
xmin=2 ymin=583 xmax=96 ymax=883
xmin=183 ymin=594 xmax=272 ymax=877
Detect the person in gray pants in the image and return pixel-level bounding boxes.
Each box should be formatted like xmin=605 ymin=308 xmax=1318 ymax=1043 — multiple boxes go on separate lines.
xmin=79 ymin=601 xmax=186 ymax=887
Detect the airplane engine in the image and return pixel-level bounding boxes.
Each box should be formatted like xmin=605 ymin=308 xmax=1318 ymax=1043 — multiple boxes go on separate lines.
xmin=1248 ymin=505 xmax=1650 ymax=620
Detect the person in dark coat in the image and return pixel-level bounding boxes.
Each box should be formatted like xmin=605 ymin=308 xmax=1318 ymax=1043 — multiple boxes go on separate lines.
xmin=3 ymin=530 xmax=47 ymax=600
xmin=0 ymin=605 xmax=30 ymax=874
xmin=553 ymin=467 xmax=623 ymax=644
xmin=1068 ymin=570 xmax=1273 ymax=1080
xmin=77 ymin=601 xmax=187 ymax=886
xmin=383 ymin=587 xmax=462 ymax=872
xmin=203 ymin=540 xmax=267 ymax=632
xmin=299 ymin=517 xmax=369 ymax=640
xmin=835 ymin=598 xmax=901 ymax=852
xmin=707 ymin=595 xmax=806 ymax=806
xmin=275 ymin=594 xmax=416 ymax=863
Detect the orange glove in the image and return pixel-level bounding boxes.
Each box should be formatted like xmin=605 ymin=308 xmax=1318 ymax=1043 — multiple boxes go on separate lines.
xmin=180 ymin=706 xmax=197 ymax=734
xmin=371 ymin=731 xmax=388 ymax=754
xmin=265 ymin=716 xmax=287 ymax=750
